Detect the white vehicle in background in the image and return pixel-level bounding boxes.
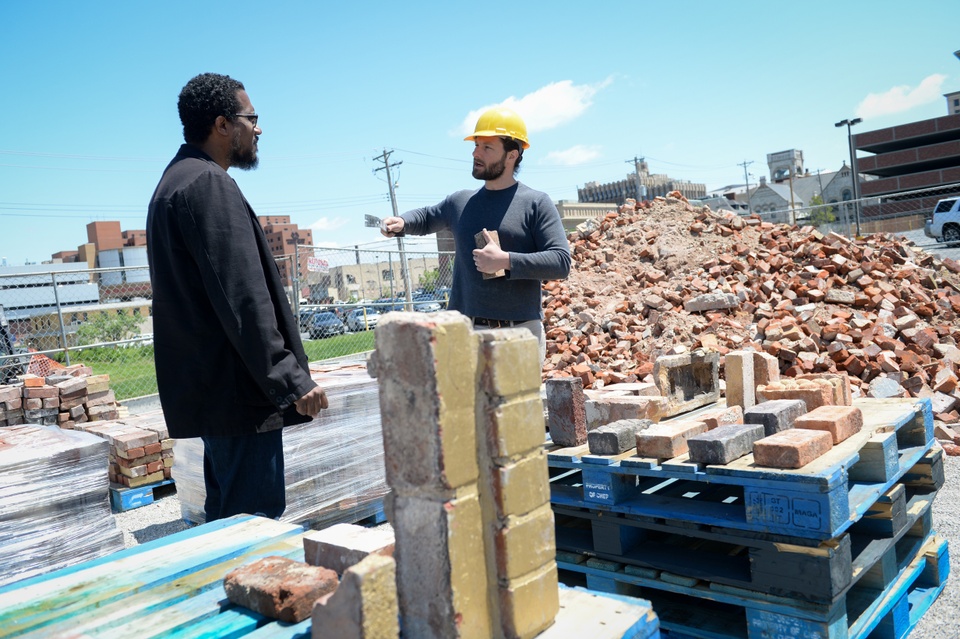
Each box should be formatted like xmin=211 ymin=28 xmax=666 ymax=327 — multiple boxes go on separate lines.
xmin=924 ymin=197 xmax=960 ymax=243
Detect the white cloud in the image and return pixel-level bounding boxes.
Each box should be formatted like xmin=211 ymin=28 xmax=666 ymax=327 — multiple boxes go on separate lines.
xmin=459 ymin=77 xmax=613 ymax=137
xmin=543 ymin=145 xmax=603 ymax=166
xmin=308 ymin=217 xmax=349 ymax=232
xmin=856 ymin=74 xmax=947 ymax=119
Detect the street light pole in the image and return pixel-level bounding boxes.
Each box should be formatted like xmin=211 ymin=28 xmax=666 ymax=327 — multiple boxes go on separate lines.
xmin=835 ymin=118 xmax=863 ymax=236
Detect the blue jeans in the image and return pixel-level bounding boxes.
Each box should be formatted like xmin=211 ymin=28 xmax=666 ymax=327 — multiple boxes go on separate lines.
xmin=201 ymin=430 xmax=285 ymax=522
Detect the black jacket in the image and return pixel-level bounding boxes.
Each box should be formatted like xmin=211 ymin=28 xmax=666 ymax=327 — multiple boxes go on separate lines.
xmin=147 ymin=144 xmax=315 ymax=437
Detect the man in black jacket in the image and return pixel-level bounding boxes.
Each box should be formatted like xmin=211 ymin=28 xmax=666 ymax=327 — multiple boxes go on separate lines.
xmin=147 ymin=73 xmax=327 ymax=522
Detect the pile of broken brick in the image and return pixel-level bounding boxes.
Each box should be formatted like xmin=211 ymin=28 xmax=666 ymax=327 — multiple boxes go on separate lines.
xmin=541 ymin=192 xmax=960 ymax=449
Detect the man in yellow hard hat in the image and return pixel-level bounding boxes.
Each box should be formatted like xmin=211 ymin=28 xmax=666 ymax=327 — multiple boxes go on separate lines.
xmin=381 ymin=106 xmax=570 ymax=364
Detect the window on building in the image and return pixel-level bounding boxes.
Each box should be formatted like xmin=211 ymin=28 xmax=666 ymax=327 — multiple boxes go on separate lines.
xmin=382 ymin=270 xmax=393 ymax=281
xmin=955 ymin=98 xmax=959 ymax=107
xmin=347 ymin=274 xmax=356 ymax=284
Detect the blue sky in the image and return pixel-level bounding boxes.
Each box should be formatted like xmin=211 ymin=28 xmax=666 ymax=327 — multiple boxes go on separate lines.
xmin=2 ymin=0 xmax=959 ymax=266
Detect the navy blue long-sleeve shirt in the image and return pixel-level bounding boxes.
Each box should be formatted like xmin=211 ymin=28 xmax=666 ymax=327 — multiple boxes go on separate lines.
xmin=401 ymin=182 xmax=571 ymax=321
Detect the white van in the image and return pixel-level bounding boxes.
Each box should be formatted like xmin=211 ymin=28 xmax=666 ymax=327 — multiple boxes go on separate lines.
xmin=924 ymin=197 xmax=960 ymax=243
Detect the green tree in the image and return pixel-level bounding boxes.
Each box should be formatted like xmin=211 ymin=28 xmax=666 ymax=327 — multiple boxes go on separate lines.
xmin=75 ymin=311 xmax=143 ymax=345
xmin=809 ymin=195 xmax=836 ymax=225
xmin=418 ymin=268 xmax=441 ymax=292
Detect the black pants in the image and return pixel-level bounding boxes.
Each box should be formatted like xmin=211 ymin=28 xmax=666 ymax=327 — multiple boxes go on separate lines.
xmin=201 ymin=429 xmax=285 ymax=522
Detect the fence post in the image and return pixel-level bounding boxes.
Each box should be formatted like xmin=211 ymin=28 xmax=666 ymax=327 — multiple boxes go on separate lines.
xmin=51 ymin=272 xmax=71 ymax=366
xmin=293 ymin=241 xmax=300 ymax=319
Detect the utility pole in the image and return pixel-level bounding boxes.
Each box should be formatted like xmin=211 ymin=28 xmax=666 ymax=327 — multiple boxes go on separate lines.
xmin=626 ymin=156 xmax=645 ymax=203
xmin=373 ymin=149 xmax=414 ymax=310
xmin=738 ymin=160 xmax=753 ymax=215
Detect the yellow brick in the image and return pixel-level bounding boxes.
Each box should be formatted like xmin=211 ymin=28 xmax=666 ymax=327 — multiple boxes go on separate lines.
xmin=488 ymin=392 xmax=546 ymax=458
xmin=480 ymin=331 xmax=541 ymax=397
xmin=494 ymin=450 xmax=550 ymax=518
xmin=499 ymin=562 xmax=559 ymax=639
xmin=496 ymin=504 xmax=555 ymax=580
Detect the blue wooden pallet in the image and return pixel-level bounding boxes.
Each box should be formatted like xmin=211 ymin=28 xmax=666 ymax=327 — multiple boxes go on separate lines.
xmin=549 ymin=398 xmax=934 ymax=540
xmin=559 ymin=530 xmax=949 ymax=639
xmin=554 ymin=454 xmax=940 ymax=604
xmin=108 ymin=478 xmax=176 ymax=513
xmin=0 ymin=514 xmax=660 ymax=639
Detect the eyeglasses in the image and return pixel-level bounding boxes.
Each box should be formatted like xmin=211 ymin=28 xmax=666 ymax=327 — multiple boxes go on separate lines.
xmin=232 ymin=113 xmax=259 ymax=126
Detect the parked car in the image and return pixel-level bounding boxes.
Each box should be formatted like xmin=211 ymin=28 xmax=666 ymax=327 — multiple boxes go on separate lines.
xmin=298 ymin=309 xmax=317 ymax=331
xmin=414 ymin=301 xmax=442 ymax=313
xmin=345 ymin=307 xmax=380 ymax=332
xmin=308 ymin=312 xmax=346 ymax=339
xmin=924 ymin=197 xmax=960 ymax=243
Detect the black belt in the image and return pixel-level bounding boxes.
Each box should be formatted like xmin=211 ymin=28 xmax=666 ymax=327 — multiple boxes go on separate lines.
xmin=472 ymin=317 xmax=517 ymax=328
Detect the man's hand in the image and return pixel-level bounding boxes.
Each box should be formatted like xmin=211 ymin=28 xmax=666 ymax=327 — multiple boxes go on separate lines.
xmin=472 ymin=229 xmax=510 ymax=274
xmin=380 ymin=217 xmax=405 ymax=237
xmin=294 ymin=386 xmax=328 ymax=417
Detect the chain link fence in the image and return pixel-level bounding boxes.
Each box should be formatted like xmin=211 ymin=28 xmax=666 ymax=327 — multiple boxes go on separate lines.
xmin=0 ymin=243 xmax=454 ymax=401
xmin=751 ymin=182 xmax=960 ymax=237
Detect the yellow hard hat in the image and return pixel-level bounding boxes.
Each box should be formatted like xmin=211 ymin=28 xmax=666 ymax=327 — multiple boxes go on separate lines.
xmin=464 ymin=107 xmax=530 ymax=149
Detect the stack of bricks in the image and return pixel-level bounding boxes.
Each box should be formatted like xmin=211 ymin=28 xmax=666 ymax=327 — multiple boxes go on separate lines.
xmin=370 ymin=311 xmax=559 ymax=639
xmin=0 ymin=372 xmax=119 ymax=429
xmin=78 ymin=416 xmax=173 ymax=487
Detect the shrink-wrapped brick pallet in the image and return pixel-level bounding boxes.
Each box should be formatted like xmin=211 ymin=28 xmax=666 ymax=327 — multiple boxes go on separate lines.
xmin=174 ymin=361 xmax=387 ymax=527
xmin=0 ymin=425 xmax=124 ymax=588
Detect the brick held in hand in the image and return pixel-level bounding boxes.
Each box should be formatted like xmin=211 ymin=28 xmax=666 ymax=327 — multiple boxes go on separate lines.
xmin=474 ymin=228 xmax=506 ymax=279
xmin=224 ymin=555 xmax=339 ymax=623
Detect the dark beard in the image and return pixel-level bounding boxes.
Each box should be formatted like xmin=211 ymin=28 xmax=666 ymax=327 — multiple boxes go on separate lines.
xmin=472 ymin=154 xmax=506 ymax=181
xmin=229 ymin=134 xmax=259 ymax=170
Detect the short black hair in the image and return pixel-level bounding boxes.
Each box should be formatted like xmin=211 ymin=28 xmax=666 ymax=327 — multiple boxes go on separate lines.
xmin=177 ymin=73 xmax=245 ymax=145
xmin=501 ymin=137 xmax=523 ymax=176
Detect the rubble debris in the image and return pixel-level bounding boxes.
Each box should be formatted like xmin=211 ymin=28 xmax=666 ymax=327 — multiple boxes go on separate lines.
xmin=542 ymin=192 xmax=960 ymax=427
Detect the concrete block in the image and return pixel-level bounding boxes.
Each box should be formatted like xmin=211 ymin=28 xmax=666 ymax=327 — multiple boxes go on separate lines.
xmin=653 ymin=350 xmax=720 ymax=417
xmin=753 ymin=429 xmax=833 ymax=469
xmin=635 ymin=420 xmax=708 ymax=459
xmin=744 ymin=399 xmax=807 ymax=436
xmin=687 ymin=423 xmax=765 ymax=465
xmin=545 ymin=377 xmax=587 ymax=447
xmin=587 ymin=419 xmax=651 ymax=455
xmin=303 ymin=523 xmax=395 ymax=575
xmin=311 ymin=554 xmax=399 ymax=639
xmin=223 ymin=555 xmax=339 ymax=623
xmin=794 ymin=405 xmax=863 ymax=444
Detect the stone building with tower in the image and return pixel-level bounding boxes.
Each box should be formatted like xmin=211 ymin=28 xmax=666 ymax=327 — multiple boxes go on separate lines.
xmin=577 ymin=159 xmax=706 ymax=206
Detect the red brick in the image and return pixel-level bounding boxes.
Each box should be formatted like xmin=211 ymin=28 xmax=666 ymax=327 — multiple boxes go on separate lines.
xmin=753 ymin=429 xmax=833 ymax=469
xmin=794 ymin=406 xmax=863 ymax=444
xmin=224 ymin=556 xmax=338 ymax=623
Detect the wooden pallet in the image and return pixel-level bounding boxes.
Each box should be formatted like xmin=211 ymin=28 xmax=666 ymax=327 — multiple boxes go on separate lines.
xmin=559 ymin=530 xmax=949 ymax=639
xmin=0 ymin=514 xmax=660 ymax=639
xmin=549 ymin=398 xmax=934 ymax=540
xmin=108 ymin=478 xmax=176 ymax=513
xmin=554 ymin=451 xmax=940 ymax=604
